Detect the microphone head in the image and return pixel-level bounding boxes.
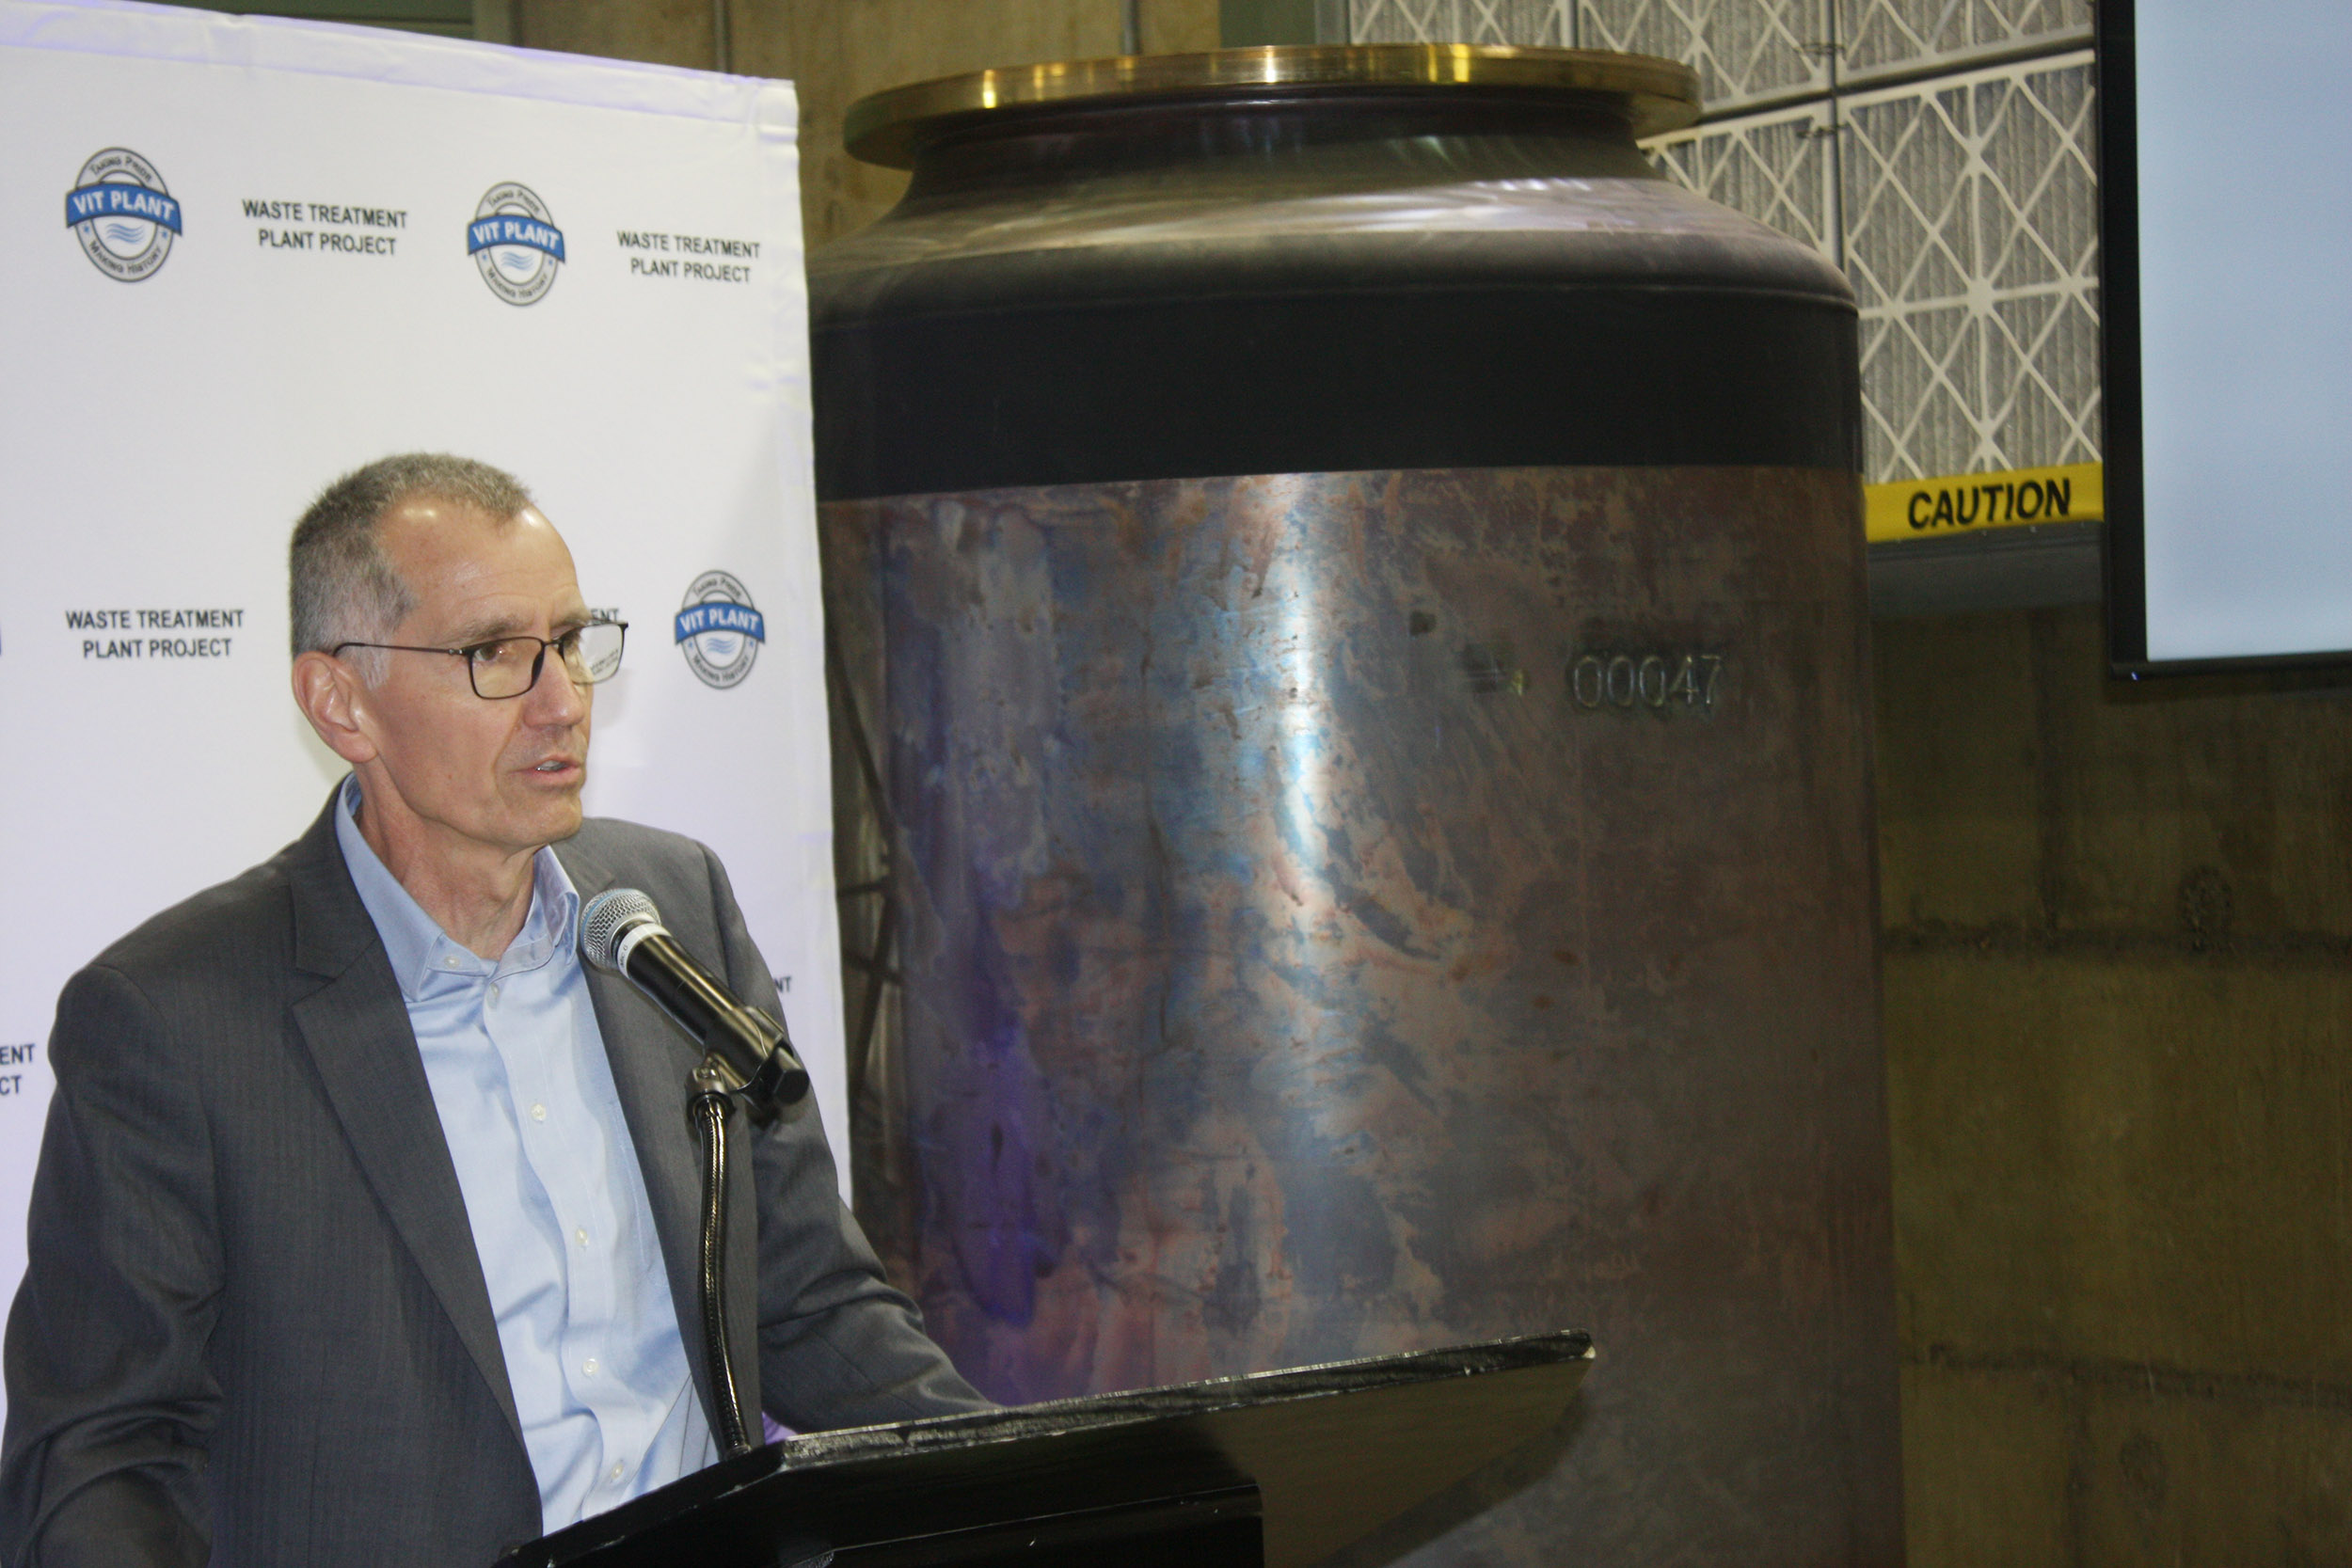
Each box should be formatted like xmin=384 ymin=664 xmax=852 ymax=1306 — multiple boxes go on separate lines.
xmin=580 ymin=887 xmax=661 ymax=972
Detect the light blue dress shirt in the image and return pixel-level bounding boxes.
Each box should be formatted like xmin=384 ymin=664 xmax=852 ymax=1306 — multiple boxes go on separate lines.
xmin=333 ymin=777 xmax=717 ymax=1532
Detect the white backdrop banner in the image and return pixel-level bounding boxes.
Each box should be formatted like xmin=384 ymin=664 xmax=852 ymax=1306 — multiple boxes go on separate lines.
xmin=0 ymin=0 xmax=848 ymax=1433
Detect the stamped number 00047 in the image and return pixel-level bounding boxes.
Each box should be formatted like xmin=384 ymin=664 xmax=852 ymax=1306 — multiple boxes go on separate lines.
xmin=1568 ymin=651 xmax=1723 ymax=715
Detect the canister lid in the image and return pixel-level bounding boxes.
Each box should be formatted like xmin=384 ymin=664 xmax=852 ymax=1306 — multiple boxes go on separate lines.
xmin=843 ymin=44 xmax=1702 ymax=168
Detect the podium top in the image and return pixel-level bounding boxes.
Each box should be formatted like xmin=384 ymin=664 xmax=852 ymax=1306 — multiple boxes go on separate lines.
xmin=502 ymin=1329 xmax=1594 ymax=1568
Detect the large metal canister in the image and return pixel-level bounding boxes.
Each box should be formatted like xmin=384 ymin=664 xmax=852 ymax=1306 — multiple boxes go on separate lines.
xmin=811 ymin=46 xmax=1897 ymax=1566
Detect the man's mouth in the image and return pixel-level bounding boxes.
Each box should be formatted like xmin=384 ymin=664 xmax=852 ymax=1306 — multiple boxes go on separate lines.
xmin=532 ymin=758 xmax=580 ymax=775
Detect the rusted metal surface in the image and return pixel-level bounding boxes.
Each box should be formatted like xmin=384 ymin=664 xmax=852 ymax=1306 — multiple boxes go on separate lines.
xmin=825 ymin=466 xmax=1897 ymax=1562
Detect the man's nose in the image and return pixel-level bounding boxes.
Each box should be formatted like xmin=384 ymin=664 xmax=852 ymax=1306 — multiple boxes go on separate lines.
xmin=522 ymin=647 xmax=589 ymax=722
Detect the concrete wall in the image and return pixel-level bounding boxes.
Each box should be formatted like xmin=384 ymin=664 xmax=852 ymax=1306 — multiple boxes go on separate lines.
xmin=1876 ymin=603 xmax=2352 ymax=1565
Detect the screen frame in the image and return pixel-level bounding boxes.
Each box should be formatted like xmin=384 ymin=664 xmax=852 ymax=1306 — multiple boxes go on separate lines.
xmin=2100 ymin=0 xmax=2352 ymax=676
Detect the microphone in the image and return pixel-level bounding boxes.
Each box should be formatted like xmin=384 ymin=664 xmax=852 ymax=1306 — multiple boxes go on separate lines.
xmin=580 ymin=888 xmax=810 ymax=1115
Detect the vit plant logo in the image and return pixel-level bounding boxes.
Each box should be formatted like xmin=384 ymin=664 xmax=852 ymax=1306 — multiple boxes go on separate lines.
xmin=466 ymin=182 xmax=564 ymax=305
xmin=65 ymin=149 xmax=181 ymax=282
xmin=675 ymin=571 xmax=764 ymax=689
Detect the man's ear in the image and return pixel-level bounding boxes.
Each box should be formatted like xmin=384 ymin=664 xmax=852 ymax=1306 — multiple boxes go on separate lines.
xmin=293 ymin=651 xmax=379 ymax=766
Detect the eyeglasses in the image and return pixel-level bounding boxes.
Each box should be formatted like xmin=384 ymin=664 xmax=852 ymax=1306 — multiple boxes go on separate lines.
xmin=332 ymin=618 xmax=628 ymax=700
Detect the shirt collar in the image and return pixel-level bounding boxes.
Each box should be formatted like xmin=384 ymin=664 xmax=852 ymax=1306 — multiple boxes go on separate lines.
xmin=332 ymin=774 xmax=581 ymax=1001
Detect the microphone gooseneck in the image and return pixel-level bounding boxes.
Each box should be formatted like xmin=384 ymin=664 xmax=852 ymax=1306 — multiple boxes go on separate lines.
xmin=581 ymin=887 xmax=796 ymax=1457
xmin=690 ymin=1076 xmax=753 ymax=1456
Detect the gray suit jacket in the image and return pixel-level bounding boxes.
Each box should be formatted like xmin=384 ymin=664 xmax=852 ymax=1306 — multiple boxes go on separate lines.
xmin=0 ymin=793 xmax=984 ymax=1567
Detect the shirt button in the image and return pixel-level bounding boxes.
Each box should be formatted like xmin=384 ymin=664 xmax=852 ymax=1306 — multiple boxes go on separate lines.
xmin=575 ymin=1227 xmax=589 ymax=1247
xmin=441 ymin=956 xmax=461 ymax=969
xmin=610 ymin=1462 xmax=625 ymax=1482
xmin=582 ymin=1357 xmax=598 ymax=1377
xmin=488 ymin=982 xmax=501 ymax=1005
xmin=532 ymin=1103 xmax=548 ymax=1122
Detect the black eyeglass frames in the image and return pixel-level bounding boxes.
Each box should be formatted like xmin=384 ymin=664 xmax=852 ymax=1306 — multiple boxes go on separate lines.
xmin=330 ymin=618 xmax=628 ymax=700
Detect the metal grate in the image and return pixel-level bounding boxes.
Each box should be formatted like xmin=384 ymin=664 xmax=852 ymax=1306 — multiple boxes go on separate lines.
xmin=1350 ymin=0 xmax=1574 ymax=46
xmin=1579 ymin=0 xmax=1829 ymax=114
xmin=1347 ymin=1 xmax=1832 ymax=110
xmin=1836 ymin=0 xmax=2090 ymax=82
xmin=1839 ymin=53 xmax=2100 ymax=479
xmin=1335 ymin=0 xmax=2100 ymax=484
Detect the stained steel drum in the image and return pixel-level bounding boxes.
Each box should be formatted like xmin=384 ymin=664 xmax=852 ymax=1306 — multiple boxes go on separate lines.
xmin=811 ymin=46 xmax=1897 ymax=1566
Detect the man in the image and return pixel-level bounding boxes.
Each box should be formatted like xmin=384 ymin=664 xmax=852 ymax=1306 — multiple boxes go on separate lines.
xmin=0 ymin=454 xmax=984 ymax=1566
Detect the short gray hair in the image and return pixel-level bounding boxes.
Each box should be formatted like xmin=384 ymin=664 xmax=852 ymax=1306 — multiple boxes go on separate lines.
xmin=289 ymin=453 xmax=533 ymax=679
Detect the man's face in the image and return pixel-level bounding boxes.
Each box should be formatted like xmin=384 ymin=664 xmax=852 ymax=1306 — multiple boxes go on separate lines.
xmin=354 ymin=498 xmax=594 ymax=863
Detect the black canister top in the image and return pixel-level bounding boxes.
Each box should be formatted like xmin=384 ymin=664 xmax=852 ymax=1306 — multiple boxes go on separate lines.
xmin=814 ymin=43 xmax=1856 ymax=498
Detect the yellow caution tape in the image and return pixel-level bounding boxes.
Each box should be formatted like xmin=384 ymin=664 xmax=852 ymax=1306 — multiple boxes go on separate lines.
xmin=1864 ymin=462 xmax=2103 ymax=545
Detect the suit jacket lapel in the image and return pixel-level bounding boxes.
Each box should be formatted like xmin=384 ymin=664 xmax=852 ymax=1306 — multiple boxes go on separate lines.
xmin=555 ymin=838 xmax=755 ymax=1434
xmin=282 ymin=792 xmax=525 ymax=1450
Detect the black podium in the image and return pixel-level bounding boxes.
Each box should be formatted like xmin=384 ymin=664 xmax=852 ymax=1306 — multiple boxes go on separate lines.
xmin=495 ymin=1329 xmax=1593 ymax=1568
